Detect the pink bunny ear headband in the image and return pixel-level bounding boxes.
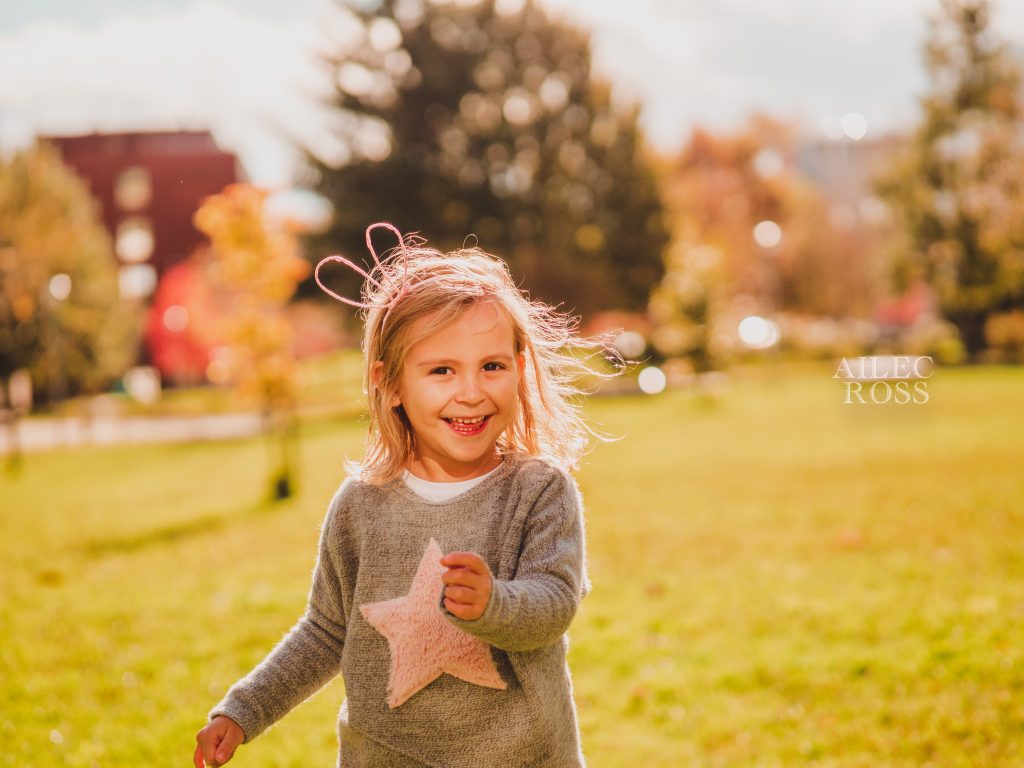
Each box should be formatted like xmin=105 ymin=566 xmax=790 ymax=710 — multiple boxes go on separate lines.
xmin=315 ymin=222 xmax=486 ymax=327
xmin=314 ymin=222 xmax=409 ymax=314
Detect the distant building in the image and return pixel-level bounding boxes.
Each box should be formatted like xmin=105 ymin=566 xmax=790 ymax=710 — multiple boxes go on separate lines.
xmin=797 ymin=131 xmax=935 ymax=326
xmin=45 ymin=130 xmax=243 ymax=302
xmin=796 ymin=131 xmax=905 ymax=229
xmin=43 ymin=130 xmax=244 ymax=380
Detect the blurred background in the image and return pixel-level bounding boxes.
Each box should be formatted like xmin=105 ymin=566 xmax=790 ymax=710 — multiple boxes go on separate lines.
xmin=2 ymin=0 xmax=1024 ymax=766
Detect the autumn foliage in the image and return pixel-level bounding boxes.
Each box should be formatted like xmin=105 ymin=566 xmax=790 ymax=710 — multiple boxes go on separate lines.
xmin=193 ymin=183 xmax=308 ymax=498
xmin=650 ymin=116 xmax=885 ymax=368
xmin=193 ymin=183 xmax=308 ymax=412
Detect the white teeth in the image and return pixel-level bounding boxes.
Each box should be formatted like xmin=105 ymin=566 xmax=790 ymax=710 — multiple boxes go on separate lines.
xmin=449 ymin=416 xmax=486 ymax=425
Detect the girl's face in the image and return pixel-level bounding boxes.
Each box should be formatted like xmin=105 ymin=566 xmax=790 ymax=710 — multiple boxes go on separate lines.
xmin=382 ymin=300 xmax=524 ymax=482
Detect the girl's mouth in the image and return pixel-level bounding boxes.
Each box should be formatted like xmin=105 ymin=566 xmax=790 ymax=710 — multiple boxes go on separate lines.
xmin=443 ymin=415 xmax=491 ymax=436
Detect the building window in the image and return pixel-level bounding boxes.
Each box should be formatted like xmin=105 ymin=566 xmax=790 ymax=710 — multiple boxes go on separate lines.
xmin=115 ymin=166 xmax=152 ymax=211
xmin=116 ymin=217 xmax=154 ymax=263
xmin=118 ymin=264 xmax=157 ymax=299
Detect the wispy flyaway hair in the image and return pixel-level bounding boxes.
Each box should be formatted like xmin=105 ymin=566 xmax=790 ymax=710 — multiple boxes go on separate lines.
xmin=315 ymin=224 xmax=624 ymax=485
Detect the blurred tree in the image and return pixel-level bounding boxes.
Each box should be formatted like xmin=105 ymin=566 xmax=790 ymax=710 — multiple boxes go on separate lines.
xmin=194 ymin=184 xmax=309 ymax=501
xmin=875 ymin=0 xmax=1024 ymax=357
xmin=645 ymin=216 xmax=720 ymax=372
xmin=0 ymin=141 xmax=139 ymax=423
xmin=650 ymin=115 xmax=882 ymax=368
xmin=301 ymin=0 xmax=667 ymax=320
xmin=984 ymin=308 xmax=1024 ymax=363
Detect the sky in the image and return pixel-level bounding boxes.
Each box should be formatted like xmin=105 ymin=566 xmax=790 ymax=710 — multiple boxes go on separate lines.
xmin=2 ymin=0 xmax=1024 ymax=186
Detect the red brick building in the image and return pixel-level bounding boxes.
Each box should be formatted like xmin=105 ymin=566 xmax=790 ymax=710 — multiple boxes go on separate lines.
xmin=45 ymin=131 xmax=244 ymax=379
xmin=46 ymin=130 xmax=243 ymax=300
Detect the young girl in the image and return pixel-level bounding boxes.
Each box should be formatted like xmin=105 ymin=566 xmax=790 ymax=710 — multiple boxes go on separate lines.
xmin=194 ymin=223 xmax=619 ymax=768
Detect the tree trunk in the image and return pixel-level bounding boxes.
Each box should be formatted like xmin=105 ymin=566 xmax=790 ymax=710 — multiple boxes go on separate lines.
xmin=2 ymin=376 xmax=24 ymax=472
xmin=264 ymin=405 xmax=298 ymax=501
xmin=948 ymin=309 xmax=988 ymax=361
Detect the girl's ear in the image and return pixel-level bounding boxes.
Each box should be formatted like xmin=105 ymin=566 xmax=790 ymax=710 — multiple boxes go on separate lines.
xmin=372 ymin=360 xmax=402 ymax=408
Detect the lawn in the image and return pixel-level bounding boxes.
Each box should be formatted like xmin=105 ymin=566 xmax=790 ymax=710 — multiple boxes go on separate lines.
xmin=2 ymin=363 xmax=1023 ymax=767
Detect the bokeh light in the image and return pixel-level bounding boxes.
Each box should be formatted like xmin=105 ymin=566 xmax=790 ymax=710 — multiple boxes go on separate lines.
xmin=612 ymin=330 xmax=646 ymax=359
xmin=337 ymin=62 xmax=376 ymax=97
xmin=115 ymin=217 xmax=155 ymax=263
xmin=539 ymin=74 xmax=570 ymax=111
xmin=114 ymin=167 xmax=152 ymax=211
xmin=753 ymin=220 xmax=782 ymax=248
xmin=637 ymin=366 xmax=667 ymax=395
xmin=841 ymin=112 xmax=868 ymax=140
xmin=162 ymin=305 xmax=189 ymax=333
xmin=503 ymin=90 xmax=537 ymax=126
xmin=367 ymin=17 xmax=402 ymax=52
xmin=752 ymin=147 xmax=784 ymax=178
xmin=738 ymin=315 xmax=781 ymax=349
xmin=123 ymin=366 xmax=161 ymax=404
xmin=118 ymin=264 xmax=157 ymax=299
xmin=353 ymin=129 xmax=392 ymax=162
xmin=48 ymin=273 xmax=71 ymax=301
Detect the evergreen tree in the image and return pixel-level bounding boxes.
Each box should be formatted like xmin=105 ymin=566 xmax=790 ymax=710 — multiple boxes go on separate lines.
xmin=301 ymin=0 xmax=667 ymax=320
xmin=875 ymin=0 xmax=1024 ymax=357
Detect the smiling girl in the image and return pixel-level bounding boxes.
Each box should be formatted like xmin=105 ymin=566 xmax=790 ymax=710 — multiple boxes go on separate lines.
xmin=195 ymin=224 xmax=621 ymax=768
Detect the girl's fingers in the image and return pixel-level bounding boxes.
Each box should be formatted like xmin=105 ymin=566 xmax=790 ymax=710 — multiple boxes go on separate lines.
xmin=440 ymin=551 xmax=486 ymax=574
xmin=441 ymin=567 xmax=484 ymax=590
xmin=196 ymin=733 xmax=219 ymax=768
xmin=443 ymin=597 xmax=465 ymax=616
xmin=444 ymin=597 xmax=482 ymax=620
xmin=445 ymin=584 xmax=479 ymax=603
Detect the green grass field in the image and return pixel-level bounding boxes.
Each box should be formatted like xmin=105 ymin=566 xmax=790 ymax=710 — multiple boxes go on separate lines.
xmin=3 ymin=363 xmax=1023 ymax=767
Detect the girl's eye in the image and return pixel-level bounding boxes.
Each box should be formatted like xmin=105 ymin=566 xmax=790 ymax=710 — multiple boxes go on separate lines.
xmin=429 ymin=363 xmax=505 ymax=375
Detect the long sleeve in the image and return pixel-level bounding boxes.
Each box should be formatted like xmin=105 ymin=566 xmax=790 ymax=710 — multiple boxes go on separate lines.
xmin=440 ymin=469 xmax=590 ymax=652
xmin=208 ymin=489 xmax=349 ymax=743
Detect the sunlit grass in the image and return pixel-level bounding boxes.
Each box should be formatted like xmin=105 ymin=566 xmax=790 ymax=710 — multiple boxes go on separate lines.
xmin=3 ymin=364 xmax=1023 ymax=767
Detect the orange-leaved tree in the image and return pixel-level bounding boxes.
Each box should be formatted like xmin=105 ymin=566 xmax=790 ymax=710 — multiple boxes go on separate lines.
xmin=194 ymin=183 xmax=308 ymax=500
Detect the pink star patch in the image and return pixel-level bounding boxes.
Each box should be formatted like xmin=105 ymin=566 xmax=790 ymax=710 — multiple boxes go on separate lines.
xmin=359 ymin=537 xmax=508 ymax=708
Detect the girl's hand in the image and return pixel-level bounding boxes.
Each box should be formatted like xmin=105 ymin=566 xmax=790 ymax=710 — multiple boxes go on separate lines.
xmin=194 ymin=715 xmax=244 ymax=767
xmin=439 ymin=551 xmax=493 ymax=621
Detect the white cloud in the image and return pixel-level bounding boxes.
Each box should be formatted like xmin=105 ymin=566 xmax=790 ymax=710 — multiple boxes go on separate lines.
xmin=0 ymin=0 xmax=337 ymax=184
xmin=538 ymin=0 xmax=1024 ymax=148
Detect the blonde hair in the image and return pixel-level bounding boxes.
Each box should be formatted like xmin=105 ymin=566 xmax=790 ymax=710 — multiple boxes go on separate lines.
xmin=341 ymin=234 xmax=623 ymax=485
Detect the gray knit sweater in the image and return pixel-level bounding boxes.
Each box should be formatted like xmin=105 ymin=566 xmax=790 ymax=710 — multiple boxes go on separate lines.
xmin=208 ymin=453 xmax=592 ymax=767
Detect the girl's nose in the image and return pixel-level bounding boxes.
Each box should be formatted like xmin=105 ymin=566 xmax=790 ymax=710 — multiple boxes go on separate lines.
xmin=455 ymin=373 xmax=484 ymax=403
